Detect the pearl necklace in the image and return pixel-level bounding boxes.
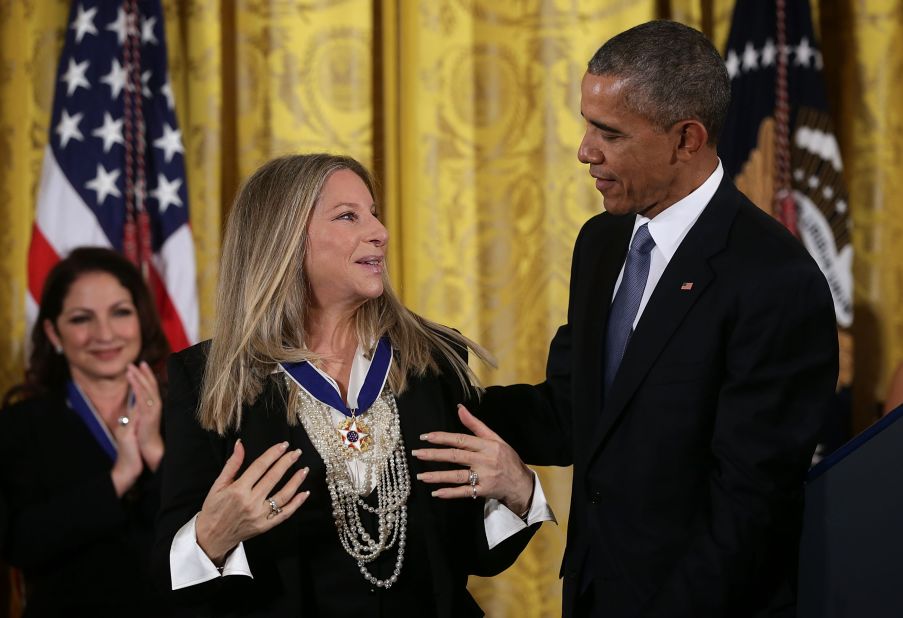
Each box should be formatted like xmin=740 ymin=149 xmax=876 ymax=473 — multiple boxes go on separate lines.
xmin=287 ymin=376 xmax=410 ymax=588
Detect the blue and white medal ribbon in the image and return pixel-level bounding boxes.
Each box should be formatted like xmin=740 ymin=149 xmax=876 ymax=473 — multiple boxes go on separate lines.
xmin=66 ymin=380 xmax=117 ymax=461
xmin=281 ymin=337 xmax=393 ymax=452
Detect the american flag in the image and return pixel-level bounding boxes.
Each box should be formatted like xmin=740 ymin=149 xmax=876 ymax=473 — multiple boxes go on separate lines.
xmin=27 ymin=0 xmax=197 ymax=351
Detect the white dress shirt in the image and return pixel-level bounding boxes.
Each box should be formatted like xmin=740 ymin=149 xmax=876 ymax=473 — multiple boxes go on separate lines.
xmin=170 ymin=346 xmax=555 ymax=589
xmin=611 ymin=160 xmax=724 ymax=326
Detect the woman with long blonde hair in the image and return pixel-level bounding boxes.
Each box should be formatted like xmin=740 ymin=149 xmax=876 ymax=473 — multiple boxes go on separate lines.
xmin=154 ymin=154 xmax=552 ymax=617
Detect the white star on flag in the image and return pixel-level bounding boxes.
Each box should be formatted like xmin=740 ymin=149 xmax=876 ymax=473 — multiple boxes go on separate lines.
xmin=61 ymin=58 xmax=91 ymax=96
xmin=106 ymin=7 xmax=136 ymax=46
xmin=141 ymin=16 xmax=158 ymax=45
xmin=55 ymin=109 xmax=84 ymax=147
xmin=70 ymin=4 xmax=98 ymax=43
xmin=141 ymin=69 xmax=152 ymax=98
xmin=85 ymin=164 xmax=122 ymax=205
xmin=153 ymin=123 xmax=184 ymax=163
xmin=725 ymin=49 xmax=740 ymax=79
xmin=100 ymin=59 xmax=128 ymax=99
xmin=795 ymin=37 xmax=814 ymax=67
xmin=150 ymin=173 xmax=183 ymax=213
xmin=161 ymin=79 xmax=175 ymax=110
xmin=761 ymin=39 xmax=776 ymax=67
xmin=91 ymin=112 xmax=124 ymax=153
xmin=741 ymin=42 xmax=758 ymax=72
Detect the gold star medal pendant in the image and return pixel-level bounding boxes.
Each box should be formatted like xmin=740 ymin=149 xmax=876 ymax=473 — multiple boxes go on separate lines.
xmin=338 ymin=414 xmax=371 ymax=452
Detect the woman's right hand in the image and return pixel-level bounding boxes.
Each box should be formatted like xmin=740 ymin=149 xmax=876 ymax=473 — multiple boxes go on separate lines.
xmin=195 ymin=440 xmax=310 ymax=565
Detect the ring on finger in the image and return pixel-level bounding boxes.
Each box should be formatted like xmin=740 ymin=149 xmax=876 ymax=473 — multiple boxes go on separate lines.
xmin=468 ymin=469 xmax=478 ymax=487
xmin=266 ymin=497 xmax=282 ymax=519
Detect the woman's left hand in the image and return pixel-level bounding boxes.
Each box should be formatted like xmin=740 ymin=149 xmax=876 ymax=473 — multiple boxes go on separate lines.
xmin=126 ymin=361 xmax=164 ymax=472
xmin=413 ymin=405 xmax=534 ymax=516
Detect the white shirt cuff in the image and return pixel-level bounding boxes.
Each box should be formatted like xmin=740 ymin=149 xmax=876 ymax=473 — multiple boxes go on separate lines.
xmin=483 ymin=470 xmax=556 ymax=550
xmin=170 ymin=513 xmax=254 ymax=590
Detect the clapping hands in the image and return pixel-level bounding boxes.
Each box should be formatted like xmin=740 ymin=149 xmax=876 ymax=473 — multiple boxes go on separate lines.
xmin=110 ymin=361 xmax=164 ymax=497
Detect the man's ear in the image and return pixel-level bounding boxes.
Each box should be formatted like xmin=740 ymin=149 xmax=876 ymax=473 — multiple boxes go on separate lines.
xmin=673 ymin=120 xmax=708 ymax=160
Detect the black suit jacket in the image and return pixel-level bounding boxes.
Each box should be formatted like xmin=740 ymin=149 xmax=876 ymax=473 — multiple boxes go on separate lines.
xmin=478 ymin=178 xmax=839 ymax=617
xmin=154 ymin=342 xmax=537 ymax=617
xmin=0 ymin=394 xmax=164 ymax=617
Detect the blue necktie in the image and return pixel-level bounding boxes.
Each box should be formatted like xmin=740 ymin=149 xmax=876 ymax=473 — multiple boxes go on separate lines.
xmin=604 ymin=223 xmax=656 ymax=391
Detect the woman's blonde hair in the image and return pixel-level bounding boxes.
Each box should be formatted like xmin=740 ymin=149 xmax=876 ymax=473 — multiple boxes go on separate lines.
xmin=199 ymin=153 xmax=491 ymax=434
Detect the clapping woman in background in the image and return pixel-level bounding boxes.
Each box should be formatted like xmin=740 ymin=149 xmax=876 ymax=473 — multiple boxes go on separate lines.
xmin=0 ymin=247 xmax=170 ymax=617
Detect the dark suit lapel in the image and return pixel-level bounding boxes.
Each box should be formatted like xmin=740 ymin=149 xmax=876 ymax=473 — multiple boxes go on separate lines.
xmin=588 ymin=178 xmax=741 ymax=455
xmin=573 ymin=213 xmax=635 ymax=453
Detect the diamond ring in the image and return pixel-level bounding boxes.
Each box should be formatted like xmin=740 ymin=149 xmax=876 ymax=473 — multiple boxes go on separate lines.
xmin=266 ymin=497 xmax=282 ymax=519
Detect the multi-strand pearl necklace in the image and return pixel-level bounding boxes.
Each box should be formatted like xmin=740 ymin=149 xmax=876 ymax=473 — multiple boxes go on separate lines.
xmin=288 ymin=377 xmax=411 ymax=588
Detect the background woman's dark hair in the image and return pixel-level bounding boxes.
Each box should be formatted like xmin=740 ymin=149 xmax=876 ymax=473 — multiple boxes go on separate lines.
xmin=6 ymin=247 xmax=170 ymax=404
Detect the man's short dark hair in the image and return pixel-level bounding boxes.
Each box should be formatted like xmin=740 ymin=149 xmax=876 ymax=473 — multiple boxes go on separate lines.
xmin=587 ymin=20 xmax=730 ymax=145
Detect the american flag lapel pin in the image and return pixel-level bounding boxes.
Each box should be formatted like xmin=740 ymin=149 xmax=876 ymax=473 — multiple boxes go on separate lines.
xmin=680 ymin=282 xmax=694 ymax=291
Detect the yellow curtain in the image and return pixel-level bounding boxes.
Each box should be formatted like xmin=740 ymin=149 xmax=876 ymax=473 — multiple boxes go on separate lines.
xmin=0 ymin=1 xmax=70 ymax=397
xmin=2 ymin=1 xmax=903 ymax=616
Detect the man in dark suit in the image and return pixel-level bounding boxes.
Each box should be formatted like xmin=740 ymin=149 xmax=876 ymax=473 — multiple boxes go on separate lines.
xmin=419 ymin=19 xmax=839 ymax=617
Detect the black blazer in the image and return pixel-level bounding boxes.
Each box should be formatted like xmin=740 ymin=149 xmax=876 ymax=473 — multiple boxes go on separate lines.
xmin=478 ymin=178 xmax=839 ymax=617
xmin=154 ymin=342 xmax=537 ymax=617
xmin=0 ymin=394 xmax=163 ymax=617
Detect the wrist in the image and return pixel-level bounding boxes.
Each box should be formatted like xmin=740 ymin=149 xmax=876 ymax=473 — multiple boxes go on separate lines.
xmin=505 ymin=467 xmax=535 ymax=517
xmin=110 ymin=465 xmax=139 ymax=497
xmin=196 ymin=512 xmax=230 ymax=566
xmin=141 ymin=438 xmax=164 ymax=471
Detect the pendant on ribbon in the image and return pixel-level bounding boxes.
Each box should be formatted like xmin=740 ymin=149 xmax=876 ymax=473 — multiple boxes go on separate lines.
xmin=338 ymin=416 xmax=371 ymax=452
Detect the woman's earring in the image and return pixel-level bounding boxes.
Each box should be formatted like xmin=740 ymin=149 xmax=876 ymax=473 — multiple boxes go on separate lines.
xmin=54 ymin=344 xmax=63 ymax=354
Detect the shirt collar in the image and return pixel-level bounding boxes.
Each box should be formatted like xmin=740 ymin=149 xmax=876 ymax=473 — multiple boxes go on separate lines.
xmin=634 ymin=159 xmax=724 ymax=262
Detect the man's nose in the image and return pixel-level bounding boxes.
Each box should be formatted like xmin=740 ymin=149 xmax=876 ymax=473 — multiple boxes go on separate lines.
xmin=577 ymin=134 xmax=602 ymax=164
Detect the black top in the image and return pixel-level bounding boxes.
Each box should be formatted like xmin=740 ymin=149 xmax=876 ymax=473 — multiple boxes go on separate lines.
xmin=0 ymin=393 xmax=166 ymax=617
xmin=154 ymin=341 xmax=538 ymax=617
